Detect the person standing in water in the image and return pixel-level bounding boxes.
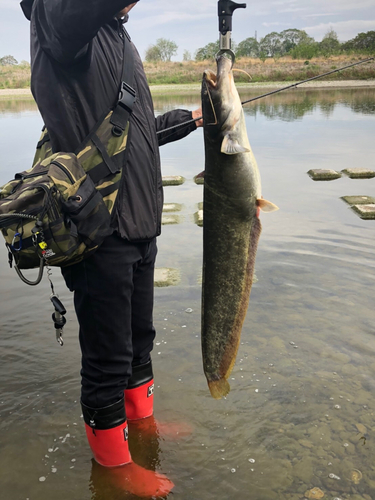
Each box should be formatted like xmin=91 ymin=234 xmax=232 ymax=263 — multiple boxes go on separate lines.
xmin=20 ymin=0 xmax=202 ymax=496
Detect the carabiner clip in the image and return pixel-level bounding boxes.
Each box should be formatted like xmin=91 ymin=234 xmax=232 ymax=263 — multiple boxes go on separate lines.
xmin=216 ymin=49 xmax=236 ymax=68
xmin=11 ymin=232 xmax=23 ymax=252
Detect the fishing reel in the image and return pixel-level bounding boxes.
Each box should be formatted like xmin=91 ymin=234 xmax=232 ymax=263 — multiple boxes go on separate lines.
xmin=217 ymin=0 xmax=246 ymax=63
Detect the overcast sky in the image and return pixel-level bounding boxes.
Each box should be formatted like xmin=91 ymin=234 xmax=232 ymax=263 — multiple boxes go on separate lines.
xmin=1 ymin=0 xmax=374 ymax=63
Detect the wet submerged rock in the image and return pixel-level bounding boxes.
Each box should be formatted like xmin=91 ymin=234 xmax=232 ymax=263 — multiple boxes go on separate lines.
xmin=154 ymin=268 xmax=180 ymax=287
xmin=162 ymin=175 xmax=185 ymax=186
xmin=293 ymin=456 xmax=314 ymax=483
xmin=341 ymin=195 xmax=375 ymax=205
xmin=341 ymin=167 xmax=375 ymax=179
xmin=194 ymin=209 xmax=203 ymax=227
xmin=351 ymin=203 xmax=375 ymax=220
xmin=162 ymin=203 xmax=183 ymax=212
xmin=349 ymin=469 xmax=362 ymax=484
xmin=355 ymin=423 xmax=367 ymax=434
xmin=308 ymin=169 xmax=342 ymax=180
xmin=304 ymin=487 xmax=325 ymax=499
xmin=162 ymin=214 xmax=181 ymax=225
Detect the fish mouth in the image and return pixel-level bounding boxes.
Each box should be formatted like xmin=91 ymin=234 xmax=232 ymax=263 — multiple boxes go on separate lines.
xmin=203 ymin=55 xmax=233 ymax=90
xmin=203 ymin=69 xmax=217 ymax=89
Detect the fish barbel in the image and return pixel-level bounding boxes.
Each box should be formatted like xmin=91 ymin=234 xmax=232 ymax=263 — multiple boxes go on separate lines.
xmin=201 ymin=55 xmax=278 ymax=399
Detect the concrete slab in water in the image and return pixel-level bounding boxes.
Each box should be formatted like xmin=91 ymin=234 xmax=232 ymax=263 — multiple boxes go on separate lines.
xmin=341 ymin=195 xmax=375 ymax=205
xmin=162 ymin=203 xmax=183 ymax=212
xmin=162 ymin=214 xmax=181 ymax=225
xmin=341 ymin=168 xmax=375 ymax=179
xmin=351 ymin=204 xmax=375 ymax=219
xmin=194 ymin=210 xmax=203 ymax=227
xmin=162 ymin=175 xmax=185 ymax=186
xmin=308 ymin=169 xmax=342 ymax=181
xmin=154 ymin=268 xmax=180 ymax=287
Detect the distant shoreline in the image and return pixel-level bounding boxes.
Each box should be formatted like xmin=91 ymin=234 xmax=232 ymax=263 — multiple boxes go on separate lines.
xmin=1 ymin=80 xmax=374 ymax=99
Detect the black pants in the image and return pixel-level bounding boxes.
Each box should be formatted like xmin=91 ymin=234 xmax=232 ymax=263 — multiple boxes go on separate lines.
xmin=62 ymin=233 xmax=157 ymax=408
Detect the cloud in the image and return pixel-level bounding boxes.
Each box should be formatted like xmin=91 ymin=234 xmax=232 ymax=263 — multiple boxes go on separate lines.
xmin=131 ymin=10 xmax=212 ymax=31
xmin=302 ymin=13 xmax=336 ymax=19
xmin=303 ymin=19 xmax=375 ymax=41
xmin=262 ymin=22 xmax=286 ymax=27
xmin=2 ymin=0 xmax=21 ymax=10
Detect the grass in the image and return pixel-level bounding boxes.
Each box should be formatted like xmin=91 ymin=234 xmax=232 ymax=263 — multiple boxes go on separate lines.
xmin=0 ymin=63 xmax=31 ymax=89
xmin=0 ymin=55 xmax=374 ymax=89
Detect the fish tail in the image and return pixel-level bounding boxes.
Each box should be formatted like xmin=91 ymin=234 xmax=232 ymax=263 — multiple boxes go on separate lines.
xmin=208 ymin=378 xmax=230 ymax=399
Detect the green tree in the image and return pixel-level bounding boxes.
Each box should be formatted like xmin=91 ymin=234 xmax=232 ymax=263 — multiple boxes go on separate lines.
xmin=0 ymin=55 xmax=18 ymax=66
xmin=259 ymin=32 xmax=283 ymax=57
xmin=342 ymin=31 xmax=375 ymax=53
xmin=145 ymin=38 xmax=178 ymax=62
xmin=183 ymin=50 xmax=192 ymax=61
xmin=155 ymin=38 xmax=178 ymax=62
xmin=279 ymin=29 xmax=314 ymax=54
xmin=290 ymin=42 xmax=319 ymax=60
xmin=259 ymin=51 xmax=267 ymax=63
xmin=237 ymin=37 xmax=259 ymax=57
xmin=319 ymin=29 xmax=341 ymax=56
xmin=145 ymin=45 xmax=161 ymax=62
xmin=195 ymin=41 xmax=220 ymax=61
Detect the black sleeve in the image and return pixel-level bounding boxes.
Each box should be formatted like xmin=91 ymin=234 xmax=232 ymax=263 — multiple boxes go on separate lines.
xmin=156 ymin=109 xmax=197 ymax=147
xmin=33 ymin=0 xmax=135 ymax=64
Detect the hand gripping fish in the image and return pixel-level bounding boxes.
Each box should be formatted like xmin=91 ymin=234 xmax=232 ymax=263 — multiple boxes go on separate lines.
xmin=201 ymin=55 xmax=278 ymax=399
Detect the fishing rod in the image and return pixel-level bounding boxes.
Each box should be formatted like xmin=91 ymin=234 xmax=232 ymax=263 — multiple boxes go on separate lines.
xmin=241 ymin=56 xmax=375 ymax=106
xmin=157 ymin=0 xmax=246 ymax=138
xmin=156 ymin=55 xmax=375 ymax=137
xmin=156 ymin=0 xmax=374 ymax=136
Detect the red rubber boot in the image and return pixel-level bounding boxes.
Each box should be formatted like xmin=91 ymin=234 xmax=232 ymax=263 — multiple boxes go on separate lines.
xmin=125 ymin=361 xmax=192 ymax=439
xmin=82 ymin=398 xmax=174 ymax=498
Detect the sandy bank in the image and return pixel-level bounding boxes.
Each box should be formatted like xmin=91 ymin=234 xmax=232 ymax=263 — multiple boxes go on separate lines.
xmin=1 ymin=80 xmax=374 ymax=100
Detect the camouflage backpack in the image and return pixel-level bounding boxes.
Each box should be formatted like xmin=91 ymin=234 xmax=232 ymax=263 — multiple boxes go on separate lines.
xmin=0 ymin=32 xmax=135 ymax=285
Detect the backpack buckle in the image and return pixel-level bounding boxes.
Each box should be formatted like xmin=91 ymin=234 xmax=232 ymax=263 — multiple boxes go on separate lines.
xmin=117 ymin=81 xmax=136 ymax=113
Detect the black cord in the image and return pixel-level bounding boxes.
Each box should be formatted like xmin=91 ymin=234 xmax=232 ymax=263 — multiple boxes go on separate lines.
xmin=241 ymin=57 xmax=375 ymax=106
xmin=155 ymin=56 xmax=374 ymax=135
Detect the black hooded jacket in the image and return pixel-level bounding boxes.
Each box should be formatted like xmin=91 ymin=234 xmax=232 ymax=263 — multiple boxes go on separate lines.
xmin=22 ymin=0 xmax=197 ymax=241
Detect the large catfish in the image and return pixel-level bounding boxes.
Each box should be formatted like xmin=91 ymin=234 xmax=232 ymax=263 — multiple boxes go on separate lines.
xmin=201 ymin=55 xmax=278 ymax=399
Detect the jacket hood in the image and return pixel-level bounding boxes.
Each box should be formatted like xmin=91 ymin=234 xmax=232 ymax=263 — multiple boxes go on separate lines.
xmin=20 ymin=0 xmax=34 ymax=20
xmin=20 ymin=0 xmax=140 ymax=21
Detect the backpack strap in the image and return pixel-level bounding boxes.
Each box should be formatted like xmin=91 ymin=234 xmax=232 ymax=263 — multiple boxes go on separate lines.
xmin=81 ymin=27 xmax=135 ymax=179
xmin=33 ymin=27 xmax=136 ymax=181
xmin=110 ymin=28 xmax=136 ymax=136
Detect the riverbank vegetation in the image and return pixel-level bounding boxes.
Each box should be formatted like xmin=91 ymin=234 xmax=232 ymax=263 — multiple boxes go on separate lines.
xmin=144 ymin=55 xmax=375 ymax=86
xmin=1 ymin=30 xmax=374 ymax=89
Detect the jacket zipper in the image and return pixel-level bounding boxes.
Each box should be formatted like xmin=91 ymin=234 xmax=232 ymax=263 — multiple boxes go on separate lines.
xmin=135 ymin=73 xmax=160 ymax=231
xmin=16 ymin=170 xmax=49 ymax=180
xmin=51 ymin=160 xmax=75 ymax=184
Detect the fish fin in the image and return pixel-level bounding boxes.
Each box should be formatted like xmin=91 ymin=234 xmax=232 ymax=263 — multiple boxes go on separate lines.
xmin=208 ymin=378 xmax=230 ymax=399
xmin=257 ymin=198 xmax=279 ymax=213
xmin=221 ymin=134 xmax=250 ymax=155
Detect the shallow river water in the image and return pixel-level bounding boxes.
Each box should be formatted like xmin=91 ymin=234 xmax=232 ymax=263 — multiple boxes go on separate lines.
xmin=0 ymin=86 xmax=375 ymax=500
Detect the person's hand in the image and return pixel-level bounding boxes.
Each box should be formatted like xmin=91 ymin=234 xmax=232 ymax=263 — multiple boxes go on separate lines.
xmin=117 ymin=2 xmax=138 ymax=18
xmin=192 ymin=108 xmax=203 ymax=128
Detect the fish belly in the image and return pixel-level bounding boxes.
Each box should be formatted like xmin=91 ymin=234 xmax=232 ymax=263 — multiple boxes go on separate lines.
xmin=202 ymin=162 xmax=261 ymax=399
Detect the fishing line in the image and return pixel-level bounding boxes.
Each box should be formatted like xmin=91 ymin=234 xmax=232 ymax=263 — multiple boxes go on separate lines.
xmin=241 ymin=56 xmax=375 ymax=106
xmin=156 ymin=56 xmax=374 ymax=135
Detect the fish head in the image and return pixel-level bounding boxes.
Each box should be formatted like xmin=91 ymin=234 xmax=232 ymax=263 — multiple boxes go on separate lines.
xmin=202 ymin=55 xmax=243 ymax=138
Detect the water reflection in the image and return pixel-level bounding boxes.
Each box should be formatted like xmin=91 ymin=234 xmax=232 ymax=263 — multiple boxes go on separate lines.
xmin=241 ymin=88 xmax=375 ymax=121
xmin=0 ymin=97 xmax=37 ymax=114
xmin=0 ymin=88 xmax=375 ymax=500
xmin=1 ymin=87 xmax=374 ymax=120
